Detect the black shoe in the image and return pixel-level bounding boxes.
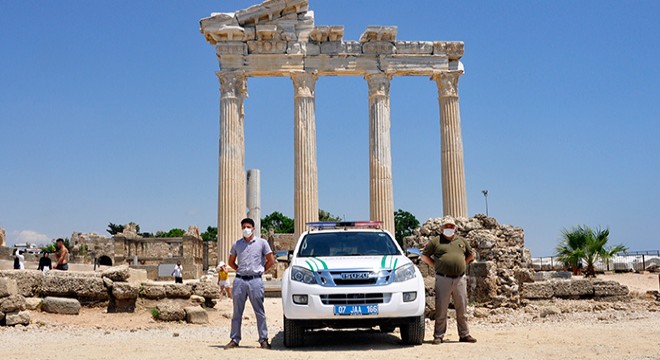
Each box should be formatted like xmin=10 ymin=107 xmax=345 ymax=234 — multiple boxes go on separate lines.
xmin=259 ymin=339 xmax=271 ymax=349
xmin=459 ymin=335 xmax=477 ymax=343
xmin=432 ymin=338 xmax=443 ymax=345
xmin=223 ymin=340 xmax=239 ymax=350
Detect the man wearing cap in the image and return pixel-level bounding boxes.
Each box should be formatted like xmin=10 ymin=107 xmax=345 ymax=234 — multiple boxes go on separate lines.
xmin=224 ymin=218 xmax=275 ymax=350
xmin=421 ymin=217 xmax=477 ymax=344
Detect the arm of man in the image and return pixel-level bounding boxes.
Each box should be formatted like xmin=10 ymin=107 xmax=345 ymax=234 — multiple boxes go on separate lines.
xmin=420 ymin=255 xmax=435 ymax=268
xmin=264 ymin=252 xmax=275 ymax=272
xmin=228 ymin=255 xmax=238 ymax=271
xmin=464 ymin=239 xmax=475 ymax=264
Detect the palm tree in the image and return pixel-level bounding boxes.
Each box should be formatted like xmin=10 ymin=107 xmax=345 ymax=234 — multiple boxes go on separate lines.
xmin=556 ymin=225 xmax=627 ymax=277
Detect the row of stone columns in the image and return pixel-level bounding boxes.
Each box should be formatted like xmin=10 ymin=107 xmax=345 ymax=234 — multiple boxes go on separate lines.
xmin=215 ymin=70 xmax=467 ymax=257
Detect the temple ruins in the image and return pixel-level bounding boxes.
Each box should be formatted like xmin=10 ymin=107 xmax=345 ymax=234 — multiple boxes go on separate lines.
xmin=200 ymin=0 xmax=469 ymax=259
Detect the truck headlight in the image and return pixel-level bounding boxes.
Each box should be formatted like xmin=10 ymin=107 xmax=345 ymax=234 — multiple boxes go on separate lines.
xmin=393 ymin=263 xmax=416 ymax=282
xmin=291 ymin=266 xmax=317 ymax=284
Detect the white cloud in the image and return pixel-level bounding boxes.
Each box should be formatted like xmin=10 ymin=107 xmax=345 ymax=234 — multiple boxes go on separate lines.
xmin=10 ymin=230 xmax=50 ymax=246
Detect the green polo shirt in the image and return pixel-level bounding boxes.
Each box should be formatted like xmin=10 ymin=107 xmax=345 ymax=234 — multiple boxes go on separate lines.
xmin=423 ymin=235 xmax=472 ymax=277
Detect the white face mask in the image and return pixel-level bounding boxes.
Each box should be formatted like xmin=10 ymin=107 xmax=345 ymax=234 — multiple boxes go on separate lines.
xmin=242 ymin=227 xmax=253 ymax=238
xmin=442 ymin=228 xmax=455 ymax=238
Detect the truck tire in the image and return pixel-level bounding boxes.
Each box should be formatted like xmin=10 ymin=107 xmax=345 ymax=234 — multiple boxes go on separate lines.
xmin=400 ymin=315 xmax=425 ymax=345
xmin=284 ymin=315 xmax=304 ymax=347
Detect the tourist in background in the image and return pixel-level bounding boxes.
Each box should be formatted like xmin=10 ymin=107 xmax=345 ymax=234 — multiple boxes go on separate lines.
xmin=217 ymin=261 xmax=232 ymax=300
xmin=54 ymin=238 xmax=69 ymax=270
xmin=224 ymin=217 xmax=275 ymax=350
xmin=172 ymin=261 xmax=183 ymax=283
xmin=421 ymin=217 xmax=477 ymax=344
xmin=14 ymin=249 xmax=25 ymax=270
xmin=38 ymin=252 xmax=52 ymax=272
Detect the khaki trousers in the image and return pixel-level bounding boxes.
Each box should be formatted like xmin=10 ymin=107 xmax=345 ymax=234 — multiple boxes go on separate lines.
xmin=434 ymin=274 xmax=470 ymax=339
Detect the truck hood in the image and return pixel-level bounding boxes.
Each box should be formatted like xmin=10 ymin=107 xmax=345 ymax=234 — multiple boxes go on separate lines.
xmin=293 ymin=255 xmax=409 ymax=272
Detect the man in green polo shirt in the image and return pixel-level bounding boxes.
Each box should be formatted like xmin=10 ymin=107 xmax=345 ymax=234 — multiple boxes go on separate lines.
xmin=421 ymin=217 xmax=477 ymax=344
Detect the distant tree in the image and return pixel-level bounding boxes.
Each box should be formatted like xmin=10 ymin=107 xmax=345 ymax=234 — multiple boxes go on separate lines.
xmin=40 ymin=238 xmax=71 ymax=253
xmin=106 ymin=222 xmax=141 ymax=235
xmin=319 ymin=209 xmax=342 ymax=222
xmin=155 ymin=228 xmax=186 ymax=238
xmin=556 ymin=225 xmax=627 ymax=277
xmin=201 ymin=226 xmax=218 ymax=242
xmin=261 ymin=211 xmax=294 ymax=234
xmin=394 ymin=209 xmax=419 ymax=247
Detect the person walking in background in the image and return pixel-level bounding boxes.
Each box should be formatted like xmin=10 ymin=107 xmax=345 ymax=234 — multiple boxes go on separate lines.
xmin=217 ymin=261 xmax=232 ymax=300
xmin=14 ymin=249 xmax=25 ymax=270
xmin=224 ymin=218 xmax=275 ymax=350
xmin=421 ymin=217 xmax=477 ymax=344
xmin=54 ymin=238 xmax=69 ymax=270
xmin=38 ymin=252 xmax=52 ymax=272
xmin=172 ymin=261 xmax=183 ymax=283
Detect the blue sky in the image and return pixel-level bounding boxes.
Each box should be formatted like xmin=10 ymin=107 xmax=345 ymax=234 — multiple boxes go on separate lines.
xmin=1 ymin=1 xmax=658 ymax=257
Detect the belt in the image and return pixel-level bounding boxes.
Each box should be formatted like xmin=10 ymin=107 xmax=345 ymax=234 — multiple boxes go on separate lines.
xmin=236 ymin=274 xmax=262 ymax=280
xmin=436 ymin=272 xmax=464 ymax=279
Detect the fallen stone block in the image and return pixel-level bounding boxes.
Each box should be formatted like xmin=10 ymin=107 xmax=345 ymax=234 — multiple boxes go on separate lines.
xmin=42 ymin=273 xmax=108 ymax=301
xmin=5 ymin=310 xmax=30 ymax=326
xmin=24 ymin=297 xmax=42 ymax=310
xmin=101 ymin=265 xmax=130 ymax=282
xmin=593 ymin=280 xmax=629 ymax=297
xmin=540 ymin=306 xmax=561 ymax=318
xmin=0 ymin=278 xmax=18 ymax=298
xmin=533 ymin=271 xmax=572 ymax=282
xmin=0 ymin=270 xmax=45 ymax=297
xmin=165 ymin=284 xmax=192 ymax=299
xmin=190 ymin=295 xmax=205 ymax=306
xmin=0 ymin=294 xmax=27 ymax=313
xmin=112 ymin=283 xmax=138 ymax=300
xmin=521 ymin=282 xmax=554 ymax=299
xmin=140 ymin=285 xmax=166 ymax=300
xmin=185 ymin=306 xmax=209 ymax=324
xmin=193 ymin=282 xmax=220 ymax=300
xmin=552 ymin=279 xmax=594 ymax=298
xmin=156 ymin=303 xmax=185 ymax=321
xmin=42 ymin=297 xmax=81 ymax=315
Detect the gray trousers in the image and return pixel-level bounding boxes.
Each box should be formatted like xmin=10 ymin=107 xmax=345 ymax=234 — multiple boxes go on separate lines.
xmin=434 ymin=274 xmax=470 ymax=339
xmin=230 ymin=277 xmax=268 ymax=343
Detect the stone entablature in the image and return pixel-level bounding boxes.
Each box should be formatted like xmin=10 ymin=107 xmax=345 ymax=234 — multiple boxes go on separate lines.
xmin=200 ymin=3 xmax=464 ymax=77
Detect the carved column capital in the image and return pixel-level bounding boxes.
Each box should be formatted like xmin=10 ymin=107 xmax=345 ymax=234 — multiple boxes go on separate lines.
xmin=291 ymin=71 xmax=318 ymax=99
xmin=433 ymin=71 xmax=463 ymax=98
xmin=216 ymin=71 xmax=248 ymax=99
xmin=365 ymin=72 xmax=392 ymax=100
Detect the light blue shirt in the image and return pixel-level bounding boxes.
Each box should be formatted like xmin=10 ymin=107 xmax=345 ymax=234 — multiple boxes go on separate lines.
xmin=230 ymin=236 xmax=272 ymax=276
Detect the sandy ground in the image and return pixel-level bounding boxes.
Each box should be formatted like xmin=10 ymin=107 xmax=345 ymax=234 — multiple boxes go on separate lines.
xmin=1 ymin=273 xmax=658 ymax=360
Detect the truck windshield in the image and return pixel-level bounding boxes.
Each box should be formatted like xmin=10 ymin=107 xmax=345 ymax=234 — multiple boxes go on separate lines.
xmin=297 ymin=232 xmax=400 ymax=257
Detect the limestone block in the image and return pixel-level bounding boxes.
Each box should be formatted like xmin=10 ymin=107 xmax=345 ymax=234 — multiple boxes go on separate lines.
xmin=216 ymin=42 xmax=248 ymax=56
xmin=112 ymin=282 xmax=138 ymax=300
xmin=200 ymin=12 xmax=238 ymax=30
xmin=361 ymin=41 xmax=395 ymax=55
xmin=552 ymin=279 xmax=594 ymax=298
xmin=344 ymin=41 xmax=362 ymax=55
xmin=156 ymin=303 xmax=185 ymax=322
xmin=247 ymin=40 xmax=287 ymax=54
xmin=0 ymin=294 xmax=27 ymax=313
xmin=193 ymin=282 xmax=220 ymax=300
xmin=165 ymin=284 xmax=192 ymax=299
xmin=236 ymin=0 xmax=290 ymax=26
xmin=5 ymin=310 xmax=30 ymax=326
xmin=190 ymin=295 xmax=205 ymax=305
xmin=101 ymin=265 xmax=130 ymax=282
xmin=42 ymin=297 xmax=81 ymax=315
xmin=204 ymin=25 xmax=247 ymax=45
xmin=42 ymin=273 xmax=108 ymax=301
xmin=395 ymin=41 xmax=434 ymax=54
xmin=513 ymin=268 xmax=535 ymax=284
xmin=0 ymin=270 xmax=45 ymax=297
xmin=223 ymin=54 xmax=304 ymax=75
xmin=533 ymin=271 xmax=572 ymax=282
xmin=320 ymin=41 xmax=345 ymax=54
xmin=103 ymin=277 xmax=113 ymax=289
xmin=305 ymin=55 xmax=378 ymax=76
xmin=593 ymin=280 xmax=629 ymax=297
xmin=140 ymin=284 xmax=166 ymax=300
xmin=595 ymin=295 xmax=631 ymax=302
xmin=184 ymin=306 xmax=209 ymax=324
xmin=256 ymin=24 xmax=278 ymax=40
xmin=433 ymin=41 xmax=464 ymax=60
xmin=0 ymin=278 xmax=18 ymax=298
xmin=540 ymin=306 xmax=561 ymax=318
xmin=520 ymin=282 xmax=554 ymax=299
xmin=379 ymin=55 xmax=449 ymax=76
xmin=24 ymin=297 xmax=42 ymax=310
xmin=359 ymin=26 xmax=397 ymax=43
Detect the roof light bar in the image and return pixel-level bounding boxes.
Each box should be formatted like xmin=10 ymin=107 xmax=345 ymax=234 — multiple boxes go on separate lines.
xmin=306 ymin=221 xmax=383 ymax=230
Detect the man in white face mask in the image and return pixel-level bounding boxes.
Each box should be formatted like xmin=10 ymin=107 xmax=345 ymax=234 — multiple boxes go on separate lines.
xmin=225 ymin=218 xmax=275 ymax=350
xmin=421 ymin=216 xmax=476 ymax=344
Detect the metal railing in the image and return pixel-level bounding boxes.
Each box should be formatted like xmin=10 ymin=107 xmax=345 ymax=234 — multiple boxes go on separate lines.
xmin=531 ymin=250 xmax=660 ymax=272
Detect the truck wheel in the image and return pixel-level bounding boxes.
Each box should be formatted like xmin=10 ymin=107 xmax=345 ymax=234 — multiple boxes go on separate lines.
xmin=284 ymin=315 xmax=304 ymax=347
xmin=400 ymin=315 xmax=425 ymax=345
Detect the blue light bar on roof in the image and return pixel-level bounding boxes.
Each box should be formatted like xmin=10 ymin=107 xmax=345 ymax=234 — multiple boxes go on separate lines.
xmin=306 ymin=221 xmax=383 ymax=229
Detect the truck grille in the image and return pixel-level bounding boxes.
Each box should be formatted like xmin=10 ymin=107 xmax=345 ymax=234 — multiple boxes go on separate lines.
xmin=320 ymin=293 xmax=391 ymax=305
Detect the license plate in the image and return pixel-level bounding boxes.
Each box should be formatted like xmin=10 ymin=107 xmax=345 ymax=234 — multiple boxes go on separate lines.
xmin=333 ymin=305 xmax=379 ymax=316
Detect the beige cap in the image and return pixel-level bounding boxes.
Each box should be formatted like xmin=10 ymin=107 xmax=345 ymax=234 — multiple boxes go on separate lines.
xmin=441 ymin=217 xmax=456 ymax=227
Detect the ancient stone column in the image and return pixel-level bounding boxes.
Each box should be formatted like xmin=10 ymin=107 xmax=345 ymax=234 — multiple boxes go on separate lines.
xmin=292 ymin=72 xmax=319 ymax=239
xmin=216 ymin=71 xmax=248 ymax=261
xmin=433 ymin=71 xmax=468 ymax=218
xmin=246 ymin=169 xmax=261 ymax=236
xmin=366 ymin=73 xmax=395 ymax=234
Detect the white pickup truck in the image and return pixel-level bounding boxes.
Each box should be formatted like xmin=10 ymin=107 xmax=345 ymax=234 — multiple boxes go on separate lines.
xmin=280 ymin=221 xmax=425 ymax=347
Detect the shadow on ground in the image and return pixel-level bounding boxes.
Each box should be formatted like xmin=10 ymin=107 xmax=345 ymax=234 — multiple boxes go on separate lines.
xmin=270 ymin=329 xmax=416 ymax=351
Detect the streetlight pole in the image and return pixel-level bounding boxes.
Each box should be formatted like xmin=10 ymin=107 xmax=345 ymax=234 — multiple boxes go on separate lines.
xmin=481 ymin=190 xmax=489 ymax=216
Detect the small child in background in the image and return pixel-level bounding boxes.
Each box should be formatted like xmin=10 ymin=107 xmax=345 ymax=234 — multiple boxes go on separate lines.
xmin=217 ymin=261 xmax=232 ymax=300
